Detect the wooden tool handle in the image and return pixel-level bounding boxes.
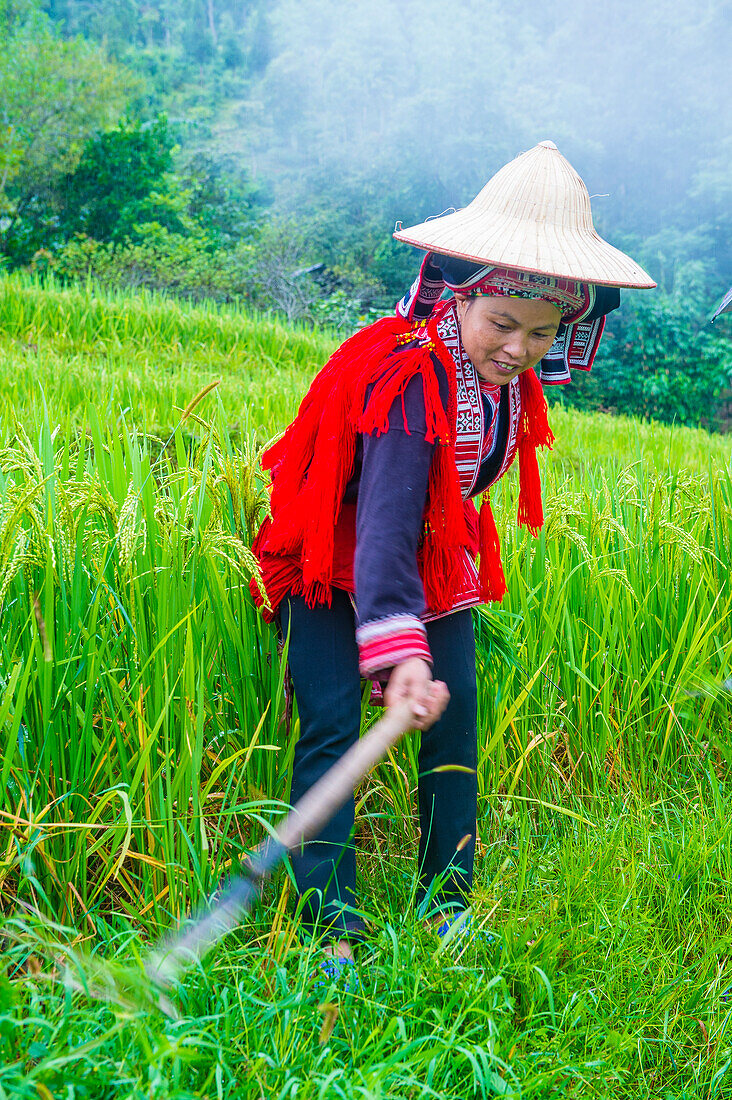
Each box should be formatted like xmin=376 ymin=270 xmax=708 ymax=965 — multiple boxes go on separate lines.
xmin=276 ymin=699 xmax=415 ymax=851
xmin=147 ymin=701 xmax=416 ymax=988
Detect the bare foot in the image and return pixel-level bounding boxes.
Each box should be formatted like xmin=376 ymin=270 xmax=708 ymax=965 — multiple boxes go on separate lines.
xmin=322 ymin=938 xmax=355 ymax=961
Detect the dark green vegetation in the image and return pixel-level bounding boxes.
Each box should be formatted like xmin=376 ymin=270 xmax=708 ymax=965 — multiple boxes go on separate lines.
xmin=1 ymin=280 xmax=732 ymax=1096
xmin=1 ymin=0 xmax=731 ymax=425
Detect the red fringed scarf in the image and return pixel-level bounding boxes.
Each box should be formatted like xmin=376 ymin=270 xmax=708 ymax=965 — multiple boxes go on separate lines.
xmin=256 ymin=302 xmax=554 ymax=614
xmin=475 ymin=366 xmax=555 ymax=602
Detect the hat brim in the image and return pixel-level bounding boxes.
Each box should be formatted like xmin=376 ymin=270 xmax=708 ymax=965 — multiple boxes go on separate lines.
xmin=394 ymin=209 xmax=656 ymax=290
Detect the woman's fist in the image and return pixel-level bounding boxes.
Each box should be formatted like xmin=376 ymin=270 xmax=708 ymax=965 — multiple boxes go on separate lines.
xmin=384 ymin=657 xmax=450 ymax=730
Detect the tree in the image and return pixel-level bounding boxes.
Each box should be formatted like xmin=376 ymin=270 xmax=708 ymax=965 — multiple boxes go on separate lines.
xmin=0 ymin=0 xmax=38 ymax=33
xmin=180 ymin=153 xmax=263 ymax=246
xmin=58 ymin=117 xmax=180 ymax=243
xmin=0 ymin=8 xmax=134 ymax=262
xmin=549 ymin=270 xmax=732 ymax=429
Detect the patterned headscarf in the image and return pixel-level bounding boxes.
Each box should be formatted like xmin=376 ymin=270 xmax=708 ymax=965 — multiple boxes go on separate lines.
xmin=448 ymin=264 xmax=591 ymax=322
xmin=397 ymin=252 xmax=620 ymax=384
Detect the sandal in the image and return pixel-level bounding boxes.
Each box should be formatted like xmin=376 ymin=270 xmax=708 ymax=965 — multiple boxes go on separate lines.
xmin=435 ymin=911 xmax=496 ymax=945
xmin=315 ymin=955 xmax=360 ymax=991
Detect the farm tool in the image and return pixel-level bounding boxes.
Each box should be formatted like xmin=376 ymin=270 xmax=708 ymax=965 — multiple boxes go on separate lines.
xmin=144 ymin=698 xmax=420 ymax=1007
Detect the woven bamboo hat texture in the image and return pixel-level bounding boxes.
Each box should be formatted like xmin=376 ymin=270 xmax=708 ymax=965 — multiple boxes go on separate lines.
xmin=393 ymin=141 xmax=656 ymax=289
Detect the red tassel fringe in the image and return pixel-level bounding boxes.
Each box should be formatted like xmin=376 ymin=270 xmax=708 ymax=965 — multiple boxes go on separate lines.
xmin=517 ymin=369 xmax=554 ymax=537
xmin=421 ymin=443 xmax=469 ymax=612
xmin=259 ymin=313 xmax=468 ymax=600
xmin=478 ymin=493 xmax=507 ymax=602
xmin=257 ymin=312 xmax=555 ymax=615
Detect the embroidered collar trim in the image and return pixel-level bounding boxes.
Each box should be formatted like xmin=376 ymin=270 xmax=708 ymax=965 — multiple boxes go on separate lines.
xmin=434 ymin=303 xmax=522 ymax=497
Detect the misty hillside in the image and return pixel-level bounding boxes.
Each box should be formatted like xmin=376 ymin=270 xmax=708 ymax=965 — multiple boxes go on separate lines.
xmin=2 ymin=0 xmax=731 ymax=426
xmin=43 ymin=0 xmax=732 ymax=288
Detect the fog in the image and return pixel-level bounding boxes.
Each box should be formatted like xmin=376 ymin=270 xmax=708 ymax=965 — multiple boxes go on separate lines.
xmin=233 ymin=0 xmax=731 ymax=284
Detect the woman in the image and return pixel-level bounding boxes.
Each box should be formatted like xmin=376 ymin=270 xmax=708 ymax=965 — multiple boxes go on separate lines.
xmin=251 ymin=140 xmax=655 ymax=970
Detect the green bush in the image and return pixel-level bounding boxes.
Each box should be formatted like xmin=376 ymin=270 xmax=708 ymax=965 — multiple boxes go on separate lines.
xmin=549 ymin=281 xmax=732 ymax=429
xmin=57 ymin=116 xmax=181 ymax=244
xmin=47 ymin=220 xmax=379 ymax=322
xmin=49 ymin=228 xmax=256 ymax=303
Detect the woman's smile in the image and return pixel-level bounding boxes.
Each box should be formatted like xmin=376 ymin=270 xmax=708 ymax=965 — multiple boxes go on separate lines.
xmin=491 ymin=359 xmax=522 ymax=375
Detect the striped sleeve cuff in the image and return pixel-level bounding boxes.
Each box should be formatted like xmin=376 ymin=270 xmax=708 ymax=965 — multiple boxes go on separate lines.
xmin=356 ymin=614 xmax=432 ymax=678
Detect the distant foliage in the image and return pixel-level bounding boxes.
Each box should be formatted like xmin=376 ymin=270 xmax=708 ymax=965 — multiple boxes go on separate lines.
xmin=0 ymin=5 xmax=133 ymax=264
xmin=44 ymin=0 xmax=272 ymax=78
xmin=58 ymin=117 xmax=180 ymax=243
xmin=1 ymin=0 xmax=730 ymax=426
xmin=47 ymin=219 xmax=321 ymax=317
xmin=180 ymin=153 xmax=263 ymax=249
xmin=549 ymin=276 xmax=732 ymax=428
xmin=49 ymin=228 xmax=254 ymax=303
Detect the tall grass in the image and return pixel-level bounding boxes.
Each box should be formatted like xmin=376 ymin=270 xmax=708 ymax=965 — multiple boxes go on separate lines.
xmin=479 ymin=460 xmax=732 ymax=803
xmin=0 ymin=406 xmax=289 ymax=932
xmin=3 ymin=409 xmax=729 ymax=932
xmin=2 ymin=272 xmax=730 ymax=471
xmin=2 ymin=275 xmax=732 ymax=1097
xmin=0 ymin=274 xmax=334 ymax=438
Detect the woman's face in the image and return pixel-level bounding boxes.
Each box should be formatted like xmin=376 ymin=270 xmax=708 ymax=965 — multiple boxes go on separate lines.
xmin=454 ymin=294 xmax=561 ymax=385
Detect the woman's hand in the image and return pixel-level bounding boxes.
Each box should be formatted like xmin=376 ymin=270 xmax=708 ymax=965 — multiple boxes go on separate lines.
xmin=384 ymin=657 xmax=450 ymax=730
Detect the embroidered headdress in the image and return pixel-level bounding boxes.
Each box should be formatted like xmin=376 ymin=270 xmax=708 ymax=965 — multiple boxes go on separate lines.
xmin=455 ymin=265 xmax=590 ymax=319
xmin=397 ymin=251 xmax=621 ymax=384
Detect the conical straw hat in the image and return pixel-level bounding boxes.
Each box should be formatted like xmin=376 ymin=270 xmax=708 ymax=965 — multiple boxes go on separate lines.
xmin=393 ymin=141 xmax=656 ymax=289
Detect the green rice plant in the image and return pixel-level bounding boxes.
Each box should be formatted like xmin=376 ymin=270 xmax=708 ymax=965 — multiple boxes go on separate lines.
xmin=0 ymin=402 xmax=290 ymax=933
xmin=547 ymin=402 xmax=732 ymax=476
xmin=6 ymin=786 xmax=732 ymax=1097
xmin=2 ymin=274 xmax=731 ymax=933
xmin=2 ymin=272 xmax=731 ymax=473
xmin=477 ymin=457 xmax=732 ymax=808
xmin=0 ymin=273 xmax=337 ymax=439
xmin=1 ymin=274 xmax=732 ymax=1095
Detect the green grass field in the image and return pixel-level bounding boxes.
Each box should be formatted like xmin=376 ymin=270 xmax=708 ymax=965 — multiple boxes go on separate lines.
xmin=1 ymin=275 xmax=732 ymax=1098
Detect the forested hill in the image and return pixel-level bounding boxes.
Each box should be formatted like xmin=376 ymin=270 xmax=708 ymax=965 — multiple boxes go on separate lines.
xmin=2 ymin=0 xmax=731 ymax=425
xmin=40 ymin=0 xmax=732 ymax=280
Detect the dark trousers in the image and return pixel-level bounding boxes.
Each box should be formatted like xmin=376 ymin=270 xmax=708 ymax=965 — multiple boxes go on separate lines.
xmin=281 ymin=590 xmax=477 ymax=938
